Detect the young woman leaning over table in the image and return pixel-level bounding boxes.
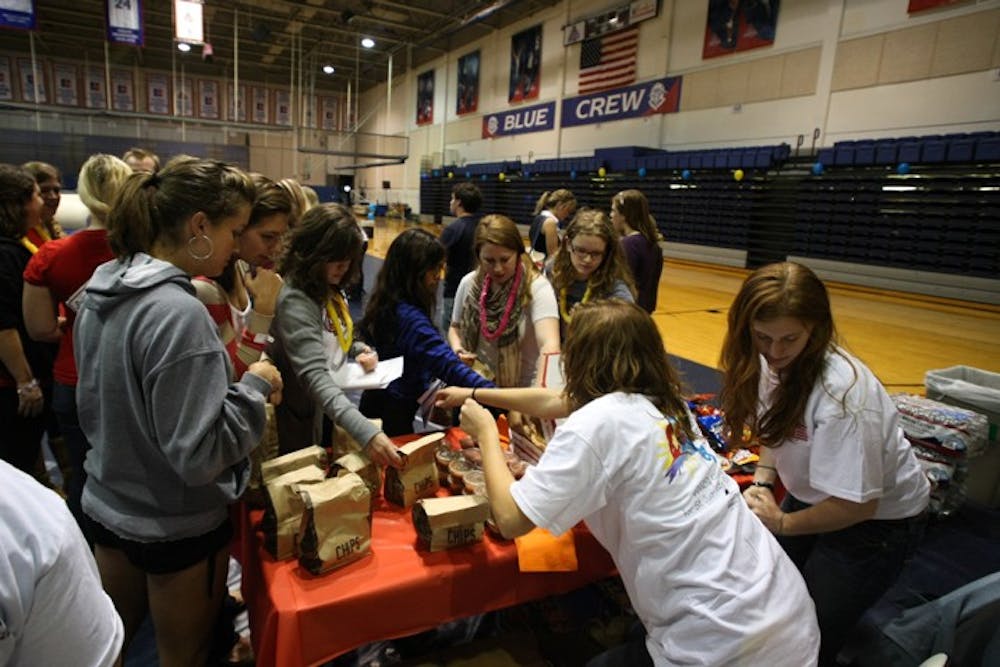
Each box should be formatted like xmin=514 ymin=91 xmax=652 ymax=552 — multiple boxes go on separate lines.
xmin=358 ymin=228 xmax=494 ymax=437
xmin=720 ymin=261 xmax=929 ymax=667
xmin=448 ymin=213 xmax=560 ymax=388
xmin=546 ymin=208 xmax=635 ymax=334
xmin=268 ymin=203 xmax=402 ymax=467
xmin=73 ymin=157 xmax=283 ymax=666
xmin=436 ymin=299 xmax=820 ymax=667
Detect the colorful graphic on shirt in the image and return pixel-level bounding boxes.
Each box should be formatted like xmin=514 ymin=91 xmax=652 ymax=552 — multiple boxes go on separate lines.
xmin=657 ymin=418 xmax=715 ymax=483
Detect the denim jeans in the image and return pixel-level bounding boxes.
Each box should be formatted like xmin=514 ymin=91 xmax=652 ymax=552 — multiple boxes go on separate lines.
xmin=778 ymin=494 xmax=927 ymax=666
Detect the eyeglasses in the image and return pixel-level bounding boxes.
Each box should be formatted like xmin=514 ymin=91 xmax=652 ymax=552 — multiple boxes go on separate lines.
xmin=570 ymin=245 xmax=605 ymax=261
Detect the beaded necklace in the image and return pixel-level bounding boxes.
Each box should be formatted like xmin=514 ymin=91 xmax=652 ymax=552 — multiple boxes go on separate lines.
xmin=479 ymin=260 xmax=522 ymax=342
xmin=558 ymin=282 xmax=592 ymax=323
xmin=325 ymin=292 xmax=353 ymax=353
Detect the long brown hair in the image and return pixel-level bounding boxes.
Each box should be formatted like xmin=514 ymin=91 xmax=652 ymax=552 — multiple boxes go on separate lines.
xmin=0 ymin=164 xmax=38 ymax=239
xmin=613 ymin=189 xmax=662 ymax=245
xmin=551 ymin=208 xmax=635 ymax=300
xmin=533 ymin=188 xmax=576 ymax=216
xmin=473 ymin=214 xmax=538 ymax=306
xmin=107 ymin=156 xmax=254 ymax=259
xmin=278 ymin=203 xmax=364 ymax=303
xmin=562 ymin=299 xmax=693 ymax=439
xmin=361 ymin=228 xmax=444 ymax=346
xmin=719 ymin=262 xmax=838 ymax=448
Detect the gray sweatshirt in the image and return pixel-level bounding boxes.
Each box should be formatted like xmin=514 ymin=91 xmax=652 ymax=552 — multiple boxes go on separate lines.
xmin=74 ymin=253 xmax=271 ymax=541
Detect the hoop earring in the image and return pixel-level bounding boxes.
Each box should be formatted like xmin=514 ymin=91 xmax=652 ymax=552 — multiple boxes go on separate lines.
xmin=187 ymin=234 xmax=214 ymax=261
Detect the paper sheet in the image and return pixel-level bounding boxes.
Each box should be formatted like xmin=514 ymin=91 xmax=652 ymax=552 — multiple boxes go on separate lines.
xmin=330 ymin=356 xmax=403 ymax=391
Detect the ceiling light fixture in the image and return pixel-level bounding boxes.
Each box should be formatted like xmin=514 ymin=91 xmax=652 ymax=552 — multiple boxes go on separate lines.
xmin=177 ymin=42 xmax=192 ymax=52
xmin=361 ymin=37 xmax=375 ymax=48
xmin=322 ymin=65 xmax=335 ymax=74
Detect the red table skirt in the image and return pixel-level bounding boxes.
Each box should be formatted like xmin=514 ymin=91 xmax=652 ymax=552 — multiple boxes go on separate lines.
xmin=243 ymin=433 xmax=617 ymax=667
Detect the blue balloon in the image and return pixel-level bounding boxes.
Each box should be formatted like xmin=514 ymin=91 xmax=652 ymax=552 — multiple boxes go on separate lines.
xmin=638 ymin=167 xmax=647 ymax=178
xmin=681 ymin=169 xmax=691 ymax=180
xmin=523 ymin=169 xmax=530 ymax=178
xmin=570 ymin=170 xmax=577 ymax=180
xmin=897 ymin=162 xmax=910 ymax=175
xmin=811 ymin=162 xmax=824 ymax=175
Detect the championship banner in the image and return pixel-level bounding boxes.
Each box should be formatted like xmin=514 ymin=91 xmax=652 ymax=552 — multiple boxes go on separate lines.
xmin=53 ymin=63 xmax=79 ymax=106
xmin=174 ymin=77 xmax=193 ymax=116
xmin=457 ymin=50 xmax=479 ymax=115
xmin=146 ymin=72 xmax=169 ymax=114
xmin=199 ymin=79 xmax=218 ymax=119
xmin=111 ymin=68 xmax=134 ymax=111
xmin=703 ymin=0 xmax=779 ymax=59
xmin=0 ymin=0 xmax=36 ymax=30
xmin=482 ymin=101 xmax=556 ymax=139
xmin=107 ymin=0 xmax=143 ymax=46
xmin=509 ymin=24 xmax=541 ymax=103
xmin=17 ymin=58 xmax=46 ymax=103
xmin=561 ymin=76 xmax=681 ymax=128
xmin=321 ymin=96 xmax=338 ymax=130
xmin=85 ymin=67 xmax=106 ymax=109
xmin=416 ymin=70 xmax=434 ymax=125
xmin=252 ymin=86 xmax=269 ymax=123
xmin=227 ymin=83 xmax=247 ymax=122
xmin=0 ymin=56 xmax=13 ymax=101
xmin=275 ymin=89 xmax=291 ymax=126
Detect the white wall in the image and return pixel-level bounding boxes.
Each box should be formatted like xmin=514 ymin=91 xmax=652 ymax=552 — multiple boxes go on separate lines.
xmin=355 ymin=0 xmax=1000 ymax=211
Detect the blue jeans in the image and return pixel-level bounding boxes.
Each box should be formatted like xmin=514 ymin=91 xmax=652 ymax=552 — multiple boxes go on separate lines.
xmin=779 ymin=494 xmax=927 ymax=666
xmin=52 ymin=382 xmax=91 ymax=542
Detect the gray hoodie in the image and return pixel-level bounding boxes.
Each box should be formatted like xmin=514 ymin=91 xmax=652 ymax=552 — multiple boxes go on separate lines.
xmin=74 ymin=253 xmax=271 ymax=542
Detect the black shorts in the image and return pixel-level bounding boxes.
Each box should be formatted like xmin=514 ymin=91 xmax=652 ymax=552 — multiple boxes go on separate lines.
xmin=86 ymin=514 xmax=233 ymax=575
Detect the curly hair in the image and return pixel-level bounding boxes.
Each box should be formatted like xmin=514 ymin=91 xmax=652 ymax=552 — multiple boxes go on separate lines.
xmin=719 ymin=262 xmax=840 ymax=448
xmin=278 ymin=203 xmax=364 ymax=304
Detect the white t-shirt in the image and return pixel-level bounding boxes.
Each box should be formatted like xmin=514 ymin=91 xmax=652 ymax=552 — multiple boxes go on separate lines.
xmin=510 ymin=393 xmax=820 ymax=666
xmin=0 ymin=461 xmax=123 ymax=666
xmin=451 ymin=272 xmax=558 ymax=387
xmin=760 ymin=349 xmax=930 ymax=519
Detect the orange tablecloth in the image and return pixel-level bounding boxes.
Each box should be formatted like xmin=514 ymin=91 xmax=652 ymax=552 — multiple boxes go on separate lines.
xmin=243 ymin=442 xmax=617 ymax=667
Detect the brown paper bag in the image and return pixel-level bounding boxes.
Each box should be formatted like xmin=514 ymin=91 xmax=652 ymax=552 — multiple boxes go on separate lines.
xmin=297 ymin=473 xmax=372 ymax=575
xmin=261 ymin=464 xmax=327 ymax=560
xmin=330 ymin=419 xmax=383 ymax=460
xmin=332 ymin=451 xmax=382 ymax=510
xmin=384 ymin=432 xmax=444 ymax=507
xmin=246 ymin=403 xmax=281 ymax=507
xmin=413 ymin=495 xmax=490 ymax=552
xmin=260 ymin=445 xmax=328 ymax=485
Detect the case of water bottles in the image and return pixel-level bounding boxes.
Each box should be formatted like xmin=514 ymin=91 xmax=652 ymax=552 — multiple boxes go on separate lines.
xmin=925 ymin=366 xmax=1000 ymax=508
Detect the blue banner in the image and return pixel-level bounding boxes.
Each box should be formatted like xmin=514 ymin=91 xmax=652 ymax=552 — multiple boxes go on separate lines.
xmin=106 ymin=0 xmax=144 ymax=46
xmin=0 ymin=0 xmax=36 ymax=30
xmin=482 ymin=101 xmax=556 ymax=139
xmin=561 ymin=77 xmax=681 ymax=128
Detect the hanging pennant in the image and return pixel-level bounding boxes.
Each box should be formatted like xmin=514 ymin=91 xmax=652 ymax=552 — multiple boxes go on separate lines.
xmin=107 ymin=0 xmax=144 ymax=46
xmin=0 ymin=0 xmax=36 ymax=30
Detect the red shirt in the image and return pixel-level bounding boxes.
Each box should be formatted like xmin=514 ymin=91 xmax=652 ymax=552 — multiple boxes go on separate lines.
xmin=22 ymin=229 xmax=113 ymax=385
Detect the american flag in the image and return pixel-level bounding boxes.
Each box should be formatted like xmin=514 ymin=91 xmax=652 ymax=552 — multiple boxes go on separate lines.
xmin=579 ymin=26 xmax=639 ymax=95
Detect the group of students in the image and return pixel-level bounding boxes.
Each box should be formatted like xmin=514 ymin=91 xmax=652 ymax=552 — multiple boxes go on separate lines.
xmin=0 ymin=157 xmax=930 ymax=667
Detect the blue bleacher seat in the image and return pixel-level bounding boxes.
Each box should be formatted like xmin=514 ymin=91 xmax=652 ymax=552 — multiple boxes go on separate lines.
xmin=922 ymin=139 xmax=947 ymax=163
xmin=946 ymin=137 xmax=975 ymax=162
xmin=897 ymin=141 xmax=922 ymax=164
xmin=854 ymin=141 xmax=875 ymax=165
xmin=834 ymin=144 xmax=856 ymax=166
xmin=974 ymin=137 xmax=1000 ymax=162
xmin=713 ymin=151 xmax=728 ymax=169
xmin=816 ymin=147 xmax=835 ymax=165
xmin=754 ymin=148 xmax=772 ymax=169
xmin=690 ymin=153 xmax=704 ymax=169
xmin=875 ymin=140 xmax=898 ymax=165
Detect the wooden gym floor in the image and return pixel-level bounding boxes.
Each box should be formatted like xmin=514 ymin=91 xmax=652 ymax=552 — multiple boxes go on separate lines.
xmin=367 ymin=217 xmax=1000 ymax=392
